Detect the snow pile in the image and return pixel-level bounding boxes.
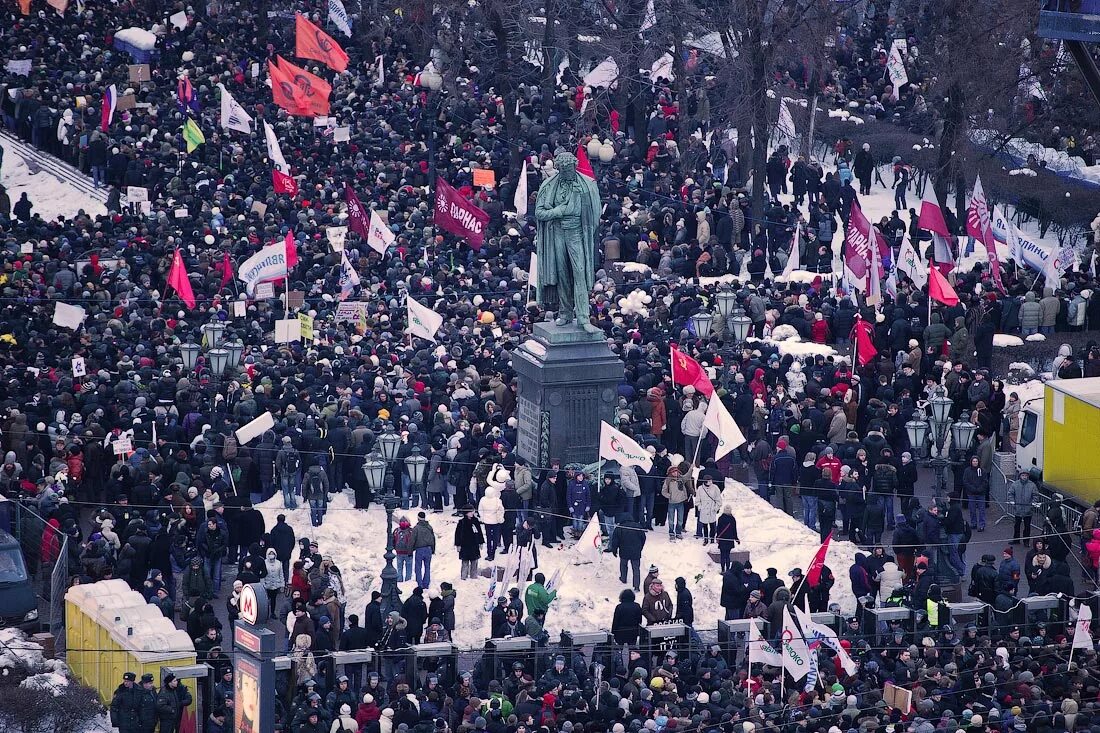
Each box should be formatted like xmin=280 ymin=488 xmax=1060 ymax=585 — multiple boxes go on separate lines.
xmin=1008 ymin=362 xmax=1036 ymax=377
xmin=971 ymin=128 xmax=1100 ymax=185
xmin=114 ymin=28 xmax=158 ymax=50
xmin=256 ymin=483 xmax=861 ymax=644
xmin=1010 ymin=379 xmax=1045 ymax=403
xmin=620 ymin=262 xmax=651 ymax=274
xmin=827 ymin=109 xmax=864 ymax=124
xmin=21 ymin=672 xmax=69 ymax=696
xmin=993 ymin=334 xmax=1024 ymax=347
xmin=1026 ymin=333 xmax=1047 ymax=342
xmin=1009 ymin=168 xmax=1038 ymax=177
xmin=1 ymin=145 xmax=104 ymax=220
xmin=0 ymin=628 xmax=47 ymax=672
xmin=769 ymin=324 xmax=800 ymax=341
xmin=745 ymin=335 xmax=837 ymax=359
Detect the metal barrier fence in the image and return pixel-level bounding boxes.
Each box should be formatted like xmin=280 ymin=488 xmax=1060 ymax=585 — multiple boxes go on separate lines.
xmin=7 ymin=499 xmax=68 ymax=647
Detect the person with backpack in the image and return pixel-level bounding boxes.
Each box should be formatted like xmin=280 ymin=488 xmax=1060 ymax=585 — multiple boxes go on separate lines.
xmin=277 ymin=436 xmax=302 ymax=509
xmin=393 ymin=516 xmax=415 ymax=582
xmin=302 ymin=465 xmax=330 ymax=527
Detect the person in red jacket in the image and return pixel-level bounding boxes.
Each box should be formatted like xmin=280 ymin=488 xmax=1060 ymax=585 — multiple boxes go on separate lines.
xmin=1086 ymin=529 xmax=1100 ymax=581
xmin=816 ymin=447 xmax=842 ymax=484
xmin=811 ymin=313 xmax=831 ymax=344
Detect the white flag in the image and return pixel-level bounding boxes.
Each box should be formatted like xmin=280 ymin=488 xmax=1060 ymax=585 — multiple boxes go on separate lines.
xmin=781 ymin=608 xmax=812 ymax=681
xmin=328 ymin=0 xmax=352 ymax=37
xmin=748 ymin=618 xmax=784 ymax=667
xmin=896 ymin=234 xmax=928 ymax=289
xmin=703 ymin=396 xmax=746 ymax=461
xmin=993 ymin=205 xmax=1023 ymax=263
xmin=867 ymin=233 xmax=883 ymax=306
xmin=576 ymin=514 xmax=603 ymax=555
xmin=781 ymin=225 xmax=801 ymax=279
xmin=238 ymin=242 xmax=288 ymax=295
xmin=218 ymin=84 xmax=253 ymax=134
xmin=375 ymin=54 xmax=385 ymax=87
xmin=263 ymin=121 xmax=296 ymax=194
xmin=53 ymin=302 xmax=86 ymax=330
xmin=339 ymin=250 xmax=360 ymax=301
xmin=514 ymin=159 xmax=529 ymax=218
xmin=367 ymin=210 xmax=395 ymax=254
xmin=777 ymin=100 xmax=796 ymax=140
xmin=793 ymin=606 xmax=858 ymax=675
xmin=1044 ymin=241 xmax=1075 ymax=286
xmin=885 ymin=42 xmax=908 ymax=101
xmin=599 ymin=421 xmax=653 ymax=472
xmin=529 ymin=252 xmax=538 ymax=285
xmin=1073 ymin=603 xmax=1094 ymax=651
xmin=406 ymin=295 xmax=444 ymax=342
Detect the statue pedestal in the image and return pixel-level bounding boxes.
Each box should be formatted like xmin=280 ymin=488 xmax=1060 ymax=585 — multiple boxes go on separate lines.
xmin=512 ymin=322 xmax=624 ymax=466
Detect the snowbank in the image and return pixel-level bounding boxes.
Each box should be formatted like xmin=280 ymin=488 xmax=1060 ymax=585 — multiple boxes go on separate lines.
xmin=1026 ymin=333 xmax=1047 ymax=342
xmin=1010 ymin=379 xmax=1045 ymax=403
xmin=745 ymin=335 xmax=837 ymax=359
xmin=1 ymin=144 xmax=104 ymax=220
xmin=114 ymin=28 xmax=158 ymax=51
xmin=971 ymin=128 xmax=1100 ymax=185
xmin=256 ymin=483 xmax=861 ymax=644
xmin=993 ymin=334 xmax=1024 ymax=347
xmin=21 ymin=672 xmax=69 ymax=696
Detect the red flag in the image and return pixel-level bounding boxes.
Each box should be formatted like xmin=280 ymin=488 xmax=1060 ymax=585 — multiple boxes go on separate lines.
xmin=166 ymin=248 xmax=196 ymax=309
xmin=268 ymin=59 xmax=312 ymax=116
xmin=345 ymin=185 xmax=371 ymax=238
xmin=216 ymin=252 xmax=233 ymax=292
xmin=575 ymin=142 xmax=595 ymax=179
xmin=670 ymin=345 xmax=714 ymax=397
xmin=284 ymin=231 xmax=299 ymax=269
xmin=806 ymin=532 xmax=832 ymax=587
xmin=434 ymin=176 xmax=490 ymax=249
xmin=850 ymin=316 xmax=878 ymax=366
xmin=929 ymin=265 xmax=960 ymax=306
xmin=966 ymin=174 xmax=1005 ymax=293
xmin=276 ymin=55 xmax=331 ymax=116
xmin=920 ymin=187 xmax=955 ymax=272
xmin=295 ymin=13 xmax=349 ymax=72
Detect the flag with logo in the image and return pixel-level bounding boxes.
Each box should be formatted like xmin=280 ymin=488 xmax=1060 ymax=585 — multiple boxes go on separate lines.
xmin=576 ymin=515 xmax=604 ymax=552
xmin=1043 ymin=241 xmax=1076 ymax=286
xmin=919 ymin=187 xmax=955 ymax=271
xmin=238 ymin=242 xmax=289 ymax=295
xmin=896 ymin=234 xmax=928 ymax=289
xmin=885 ymin=41 xmax=908 ymax=101
xmin=781 ymin=608 xmax=812 ymax=681
xmin=182 ymin=118 xmax=205 ymax=153
xmin=296 ymin=13 xmax=349 ymax=72
xmin=992 ymin=205 xmax=1023 ymax=263
xmin=843 ymin=202 xmax=876 ymax=293
xmin=101 ymin=84 xmax=117 ymax=132
xmin=406 ymin=295 xmax=444 ymax=342
xmin=1073 ymin=603 xmax=1093 ymax=651
xmin=966 ymin=174 xmax=1004 ymax=292
xmin=599 ymin=421 xmax=653 ymax=472
xmin=166 ymin=248 xmax=196 ymax=309
xmin=345 ymin=185 xmax=371 ymax=239
xmin=328 ymin=0 xmax=352 ymax=37
xmin=748 ymin=618 xmax=784 ymax=667
xmin=264 ymin=121 xmax=298 ymax=196
xmin=794 ymin=606 xmax=857 ymax=675
xmin=219 ymin=84 xmax=254 ymax=133
xmin=703 ymin=396 xmax=746 ymax=461
xmin=670 ymin=345 xmax=714 ymax=397
xmin=269 ymin=58 xmax=312 ymax=116
xmin=367 ymin=210 xmax=395 ymax=254
xmin=435 ymin=177 xmax=490 ymax=249
xmin=339 ymin=250 xmax=360 ymax=301
xmin=276 ymin=55 xmax=332 ymax=116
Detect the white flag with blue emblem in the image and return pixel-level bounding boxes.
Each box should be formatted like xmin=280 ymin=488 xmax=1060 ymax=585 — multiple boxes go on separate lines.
xmin=338 ymin=250 xmax=359 ymax=301
xmin=218 ymin=84 xmax=253 ymax=134
xmin=328 ymin=0 xmax=352 ymax=37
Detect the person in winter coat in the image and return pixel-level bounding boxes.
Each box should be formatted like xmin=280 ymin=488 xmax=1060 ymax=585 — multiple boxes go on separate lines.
xmin=330 ymin=703 xmax=358 ymax=733
xmin=453 ymin=506 xmax=484 ymax=580
xmin=400 ymin=587 xmax=428 ymax=644
xmin=969 ymin=553 xmax=999 ymax=604
xmin=923 ymin=312 xmax=950 ymax=355
xmin=155 ymin=674 xmax=193 ymax=733
xmin=269 ymin=513 xmax=296 ymax=580
xmin=673 ymin=576 xmax=695 ymax=628
xmin=1006 ymin=470 xmax=1037 ymax=544
xmin=693 ymin=469 xmax=722 ymax=544
xmin=715 ymin=505 xmax=740 ymax=571
xmin=661 ymin=464 xmax=692 ymax=540
xmin=566 ymin=472 xmax=591 ymax=534
xmin=1039 ymin=287 xmax=1060 ymax=335
xmin=392 ymin=517 xmax=415 ymax=582
xmin=611 ymin=588 xmax=643 ymax=645
xmin=719 ymin=562 xmax=748 ymax=620
xmin=998 ymin=547 xmax=1022 ymax=593
xmin=303 ymin=464 xmax=330 ymax=527
xmin=876 ymin=561 xmax=904 ymax=605
xmin=110 ymin=672 xmax=156 ymax=733
xmin=1019 ymin=292 xmax=1041 ymax=336
xmin=262 ymin=548 xmax=285 ymax=620
xmin=640 ymin=577 xmax=673 ymax=625
xmin=524 ymin=572 xmax=557 ymax=618
xmin=609 ymin=516 xmax=646 ymax=590
xmin=411 ymin=513 xmax=436 ymax=589
xmin=849 ymin=553 xmax=873 ymax=600
xmin=478 ymin=487 xmax=506 ymax=561
xmin=962 ymin=456 xmax=988 ymax=531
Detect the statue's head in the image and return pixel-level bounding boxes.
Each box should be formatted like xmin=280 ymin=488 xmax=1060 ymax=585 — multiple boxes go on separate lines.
xmin=554 ymin=151 xmax=578 ymax=181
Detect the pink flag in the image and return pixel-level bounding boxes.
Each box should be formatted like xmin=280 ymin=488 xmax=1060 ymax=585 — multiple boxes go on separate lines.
xmin=920 ymin=187 xmax=955 ymax=272
xmin=284 ymin=231 xmax=299 ymax=269
xmin=807 ymin=532 xmax=833 ymax=587
xmin=929 ymin=266 xmax=960 ymax=306
xmin=166 ymin=248 xmax=196 ymax=309
xmin=101 ymin=85 xmax=117 ymax=132
xmin=345 ymin=185 xmax=371 ymax=239
xmin=966 ymin=174 xmax=1004 ymax=293
xmin=843 ymin=201 xmax=875 ymax=292
xmin=216 ymin=252 xmax=233 ymax=292
xmin=434 ymin=177 xmax=489 ymax=249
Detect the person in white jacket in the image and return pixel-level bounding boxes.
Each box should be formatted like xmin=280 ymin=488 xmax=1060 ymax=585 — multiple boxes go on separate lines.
xmin=876 ymin=561 xmax=905 ymax=606
xmin=786 ymin=361 xmax=807 ymax=397
xmin=477 ymin=486 xmax=506 ymax=561
xmin=330 ymin=703 xmax=358 ymax=733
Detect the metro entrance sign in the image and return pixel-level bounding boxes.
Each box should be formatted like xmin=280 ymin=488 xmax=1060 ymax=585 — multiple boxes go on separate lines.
xmin=233 ymin=583 xmax=276 ymax=733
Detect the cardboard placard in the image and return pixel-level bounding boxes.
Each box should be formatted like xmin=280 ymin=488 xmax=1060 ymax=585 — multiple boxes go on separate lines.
xmin=287 ymin=290 xmax=305 ymax=311
xmin=71 ymin=356 xmax=86 ymax=377
xmin=251 ymin=201 xmax=268 ymax=217
xmin=313 ymin=116 xmax=330 ymax=127
xmin=4 ymin=60 xmax=31 ymax=76
xmin=254 ymin=281 xmax=275 ymax=300
xmin=116 ymin=93 xmax=137 ymax=112
xmin=233 ymin=300 xmax=247 ymax=317
xmin=236 ymin=412 xmax=274 ymax=445
xmin=127 ymin=186 xmax=149 ymax=203
xmin=274 ymin=318 xmax=301 ymax=343
xmin=333 ymin=126 xmax=350 ymax=142
xmin=174 ymin=208 xmax=189 ymax=218
xmin=335 ymin=301 xmax=368 ymax=323
xmin=169 ymin=10 xmax=188 ymax=28
xmin=20 ymin=242 xmax=32 ymax=254
xmin=128 ymin=64 xmax=151 ymax=83
xmin=472 ymin=168 xmax=496 ymax=188
xmin=298 ymin=313 xmax=314 ymax=341
xmin=112 ymin=437 xmax=132 ymax=455
xmin=883 ymin=683 xmax=912 ymax=714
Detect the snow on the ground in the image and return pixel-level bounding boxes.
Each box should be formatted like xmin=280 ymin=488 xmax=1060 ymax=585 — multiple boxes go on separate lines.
xmin=1008 ymin=362 xmax=1036 ymax=377
xmin=21 ymin=671 xmax=70 ymax=695
xmin=1009 ymin=379 xmax=1045 ymax=402
xmin=745 ymin=335 xmax=837 ymax=359
xmin=970 ymin=128 xmax=1100 ymax=185
xmin=1026 ymin=333 xmax=1047 ymax=342
xmin=994 ymin=334 xmax=1024 ymax=347
xmin=257 ymin=481 xmax=860 ymax=644
xmin=0 ymin=627 xmax=47 ymax=671
xmin=1 ymin=146 xmax=104 ymax=221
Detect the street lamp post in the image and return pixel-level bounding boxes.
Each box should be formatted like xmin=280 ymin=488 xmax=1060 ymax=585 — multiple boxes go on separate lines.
xmin=364 ymin=450 xmax=402 ymax=617
xmin=377 ymin=427 xmax=403 ymax=508
xmin=405 ymin=448 xmax=429 ymax=512
xmin=690 ymin=310 xmax=714 ymax=342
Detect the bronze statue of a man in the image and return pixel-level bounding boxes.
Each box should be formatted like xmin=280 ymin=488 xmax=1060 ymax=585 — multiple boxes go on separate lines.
xmin=534 ymin=151 xmax=602 ymax=332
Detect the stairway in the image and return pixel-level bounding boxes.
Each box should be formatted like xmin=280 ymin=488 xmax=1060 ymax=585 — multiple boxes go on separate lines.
xmin=0 ymin=129 xmax=107 ymax=204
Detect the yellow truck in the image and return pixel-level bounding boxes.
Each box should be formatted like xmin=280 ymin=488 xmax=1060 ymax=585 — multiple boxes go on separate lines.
xmin=1016 ymin=377 xmax=1100 ymax=508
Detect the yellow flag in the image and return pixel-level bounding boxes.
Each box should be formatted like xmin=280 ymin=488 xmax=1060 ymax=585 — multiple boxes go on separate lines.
xmin=182 ymin=118 xmax=205 ymax=153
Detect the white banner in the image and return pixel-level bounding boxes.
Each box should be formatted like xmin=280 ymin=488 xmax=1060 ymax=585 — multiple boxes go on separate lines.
xmin=327 ymin=225 xmax=348 ymax=252
xmin=219 ymin=84 xmax=254 ymax=134
xmin=328 ymin=0 xmax=352 ymax=36
xmin=1073 ymin=603 xmax=1094 ymax=651
xmin=514 ymin=159 xmax=529 ymax=218
xmin=367 ymin=209 xmax=395 ymax=254
xmin=235 ymin=412 xmax=274 ymax=445
xmin=598 ymin=421 xmax=653 ymax=471
xmin=896 ymin=235 xmax=928 ymax=289
xmin=53 ymin=302 xmax=86 ymax=330
xmin=781 ymin=608 xmax=812 ymax=681
xmin=886 ymin=43 xmax=908 ymax=100
xmin=238 ymin=242 xmax=288 ymax=295
xmin=703 ymin=397 xmax=746 ymax=461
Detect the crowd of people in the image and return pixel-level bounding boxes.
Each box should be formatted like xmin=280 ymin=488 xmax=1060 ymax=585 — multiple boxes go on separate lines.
xmin=1 ymin=0 xmax=1100 ymax=731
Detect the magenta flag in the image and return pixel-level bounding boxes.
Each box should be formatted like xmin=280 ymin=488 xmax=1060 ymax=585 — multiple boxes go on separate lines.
xmin=345 ymin=185 xmax=371 ymax=239
xmin=434 ymin=177 xmax=489 ymax=249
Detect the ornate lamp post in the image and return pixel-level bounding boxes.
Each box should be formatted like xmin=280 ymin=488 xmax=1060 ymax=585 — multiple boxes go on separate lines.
xmin=377 ymin=426 xmax=403 ymax=507
xmin=690 ymin=311 xmax=714 ymax=342
xmin=404 ymin=448 xmax=429 ymax=512
xmin=364 ymin=451 xmax=401 ymax=616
